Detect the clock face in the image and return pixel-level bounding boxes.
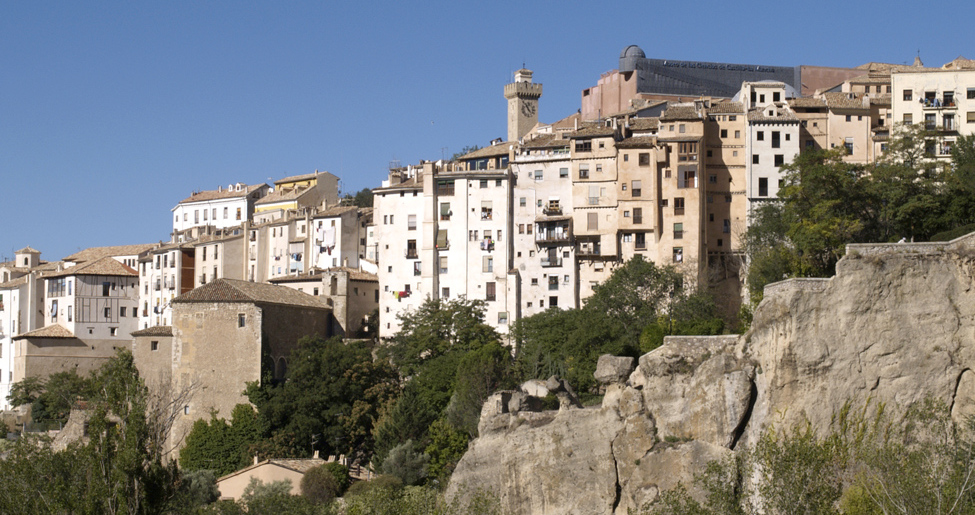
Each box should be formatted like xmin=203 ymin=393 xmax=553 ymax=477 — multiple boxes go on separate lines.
xmin=521 ymin=100 xmax=536 ymax=117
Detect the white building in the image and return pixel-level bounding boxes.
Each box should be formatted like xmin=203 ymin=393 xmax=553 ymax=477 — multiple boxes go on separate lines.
xmin=741 ymin=82 xmax=800 ymax=213
xmin=172 ymin=183 xmax=270 ymax=234
xmin=891 ymin=68 xmax=975 ymax=160
xmin=510 ymin=135 xmax=576 ymax=318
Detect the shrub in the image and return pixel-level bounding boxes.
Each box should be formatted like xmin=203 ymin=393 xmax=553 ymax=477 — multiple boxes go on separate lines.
xmin=300 ymin=465 xmax=340 ymax=504
xmin=322 ymin=462 xmax=350 ymax=495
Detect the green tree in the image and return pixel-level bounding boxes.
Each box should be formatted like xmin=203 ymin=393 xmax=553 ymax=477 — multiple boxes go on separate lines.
xmin=386 ymin=298 xmax=501 ymax=376
xmin=583 ymin=255 xmax=684 ymax=349
xmin=445 ymin=343 xmax=513 ymax=436
xmin=381 ymin=440 xmax=429 ymax=486
xmin=425 ymin=419 xmax=470 ymax=482
xmin=180 ymin=404 xmax=261 ymax=477
xmin=300 ymin=465 xmax=340 ymax=504
xmin=246 ymin=336 xmax=399 ymax=463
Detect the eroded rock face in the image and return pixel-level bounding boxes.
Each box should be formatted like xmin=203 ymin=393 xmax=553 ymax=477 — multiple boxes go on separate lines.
xmin=448 ymin=236 xmax=975 ymax=514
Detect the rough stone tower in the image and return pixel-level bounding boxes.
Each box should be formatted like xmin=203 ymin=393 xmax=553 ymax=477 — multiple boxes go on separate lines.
xmin=504 ymin=68 xmax=543 ymax=142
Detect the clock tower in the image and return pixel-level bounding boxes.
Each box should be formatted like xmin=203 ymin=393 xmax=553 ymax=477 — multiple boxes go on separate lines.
xmin=504 ymin=68 xmax=543 ymax=142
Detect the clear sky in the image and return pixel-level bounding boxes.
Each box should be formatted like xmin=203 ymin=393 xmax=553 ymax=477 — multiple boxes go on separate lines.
xmin=2 ymin=0 xmax=972 ymax=262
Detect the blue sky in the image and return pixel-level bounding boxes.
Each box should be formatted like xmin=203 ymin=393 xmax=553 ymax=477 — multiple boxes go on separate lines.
xmin=2 ymin=1 xmax=972 ymax=261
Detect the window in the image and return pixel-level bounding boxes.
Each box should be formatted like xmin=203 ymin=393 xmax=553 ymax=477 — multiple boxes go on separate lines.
xmin=759 ymin=177 xmax=769 ymax=197
xmin=440 ymin=202 xmax=451 ymax=221
xmin=579 ymin=164 xmax=589 ymax=179
xmin=638 ymin=153 xmax=650 ymax=166
xmin=238 ymin=314 xmax=246 ymax=327
xmin=679 ymin=124 xmax=685 ymax=133
xmin=408 ymin=214 xmax=417 ymax=230
xmin=624 ymin=154 xmax=629 ymax=162
xmin=483 ymin=256 xmax=493 ymax=273
xmin=968 ymin=112 xmax=975 ymax=123
xmin=479 ymin=179 xmax=488 ymax=188
xmin=904 ymin=113 xmax=913 ymax=124
xmin=236 ymin=208 xmax=241 ymax=220
xmin=120 ymin=306 xmax=126 ymax=317
xmin=110 ymin=327 xmax=118 ymax=336
xmin=223 ymin=207 xmax=228 ymax=219
xmin=635 ymin=233 xmax=646 ymax=249
xmin=771 ymin=131 xmax=780 ymax=148
xmin=679 ymin=168 xmax=697 ymax=188
xmin=674 ymin=223 xmax=684 ymax=239
xmin=498 ymin=312 xmax=508 ymax=324
xmin=437 ymin=180 xmax=455 ymax=196
xmin=519 ymin=197 xmax=526 ymax=207
xmin=485 ymin=282 xmax=496 ymax=301
xmin=720 ymin=129 xmax=727 ymax=138
xmin=480 ymin=201 xmax=493 ymax=220
xmin=723 ymin=219 xmax=731 ymax=234
xmin=773 ymin=91 xmax=780 ymax=102
xmin=596 ymin=164 xmax=602 ymax=173
xmin=548 ymin=276 xmax=559 ymax=291
xmin=904 ymin=90 xmax=913 ymax=101
xmin=406 ymin=239 xmax=417 ymax=259
xmin=753 ymin=154 xmax=760 ymax=164
xmin=51 ymin=300 xmax=58 ymax=322
xmin=519 ymin=224 xmax=524 ymax=234
xmin=589 ymin=185 xmax=599 ymax=205
xmin=709 ymin=174 xmax=717 ymax=184
xmin=560 ymin=167 xmax=568 ymax=178
xmin=439 ymin=256 xmax=448 ymax=274
xmin=631 ymin=180 xmax=642 ymax=197
xmin=774 ymin=154 xmax=784 ymax=166
xmin=102 ymin=282 xmax=110 ymax=296
xmin=203 ymin=209 xmax=207 ymax=221
xmin=587 ymin=212 xmax=598 ymax=230
xmin=844 ymin=137 xmax=854 ymax=154
xmin=533 ymin=170 xmax=543 ymax=180
xmin=673 ymin=247 xmax=683 ymax=263
xmin=151 ymin=341 xmax=159 ymax=351
xmin=531 ymin=278 xmax=538 ymax=286
xmin=674 ymin=197 xmax=685 ymax=215
xmin=757 ymin=131 xmax=764 ymax=141
xmin=845 ymin=115 xmax=852 ymax=122
xmin=633 ymin=208 xmax=643 ymax=224
xmin=496 ymin=179 xmax=502 ymax=187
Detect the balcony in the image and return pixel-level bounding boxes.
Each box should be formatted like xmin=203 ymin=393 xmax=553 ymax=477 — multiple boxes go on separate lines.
xmin=543 ymin=204 xmax=562 ymax=216
xmin=577 ymin=242 xmax=601 ymax=256
xmin=535 ymin=227 xmax=571 ymax=245
xmin=405 ymin=249 xmax=418 ymax=259
xmin=541 ymin=257 xmax=563 ymax=268
xmin=479 ymin=240 xmax=495 ymax=252
xmin=921 ymin=98 xmax=956 ymax=109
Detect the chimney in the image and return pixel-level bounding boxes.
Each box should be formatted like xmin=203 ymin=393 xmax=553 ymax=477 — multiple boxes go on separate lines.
xmin=313 ymin=450 xmax=320 ymax=459
xmin=254 ymin=455 xmax=259 ymax=465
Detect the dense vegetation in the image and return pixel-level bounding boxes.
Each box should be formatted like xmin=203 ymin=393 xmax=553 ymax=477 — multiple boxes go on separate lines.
xmin=650 ymin=400 xmax=975 ymax=515
xmin=744 ymin=129 xmax=975 ymax=304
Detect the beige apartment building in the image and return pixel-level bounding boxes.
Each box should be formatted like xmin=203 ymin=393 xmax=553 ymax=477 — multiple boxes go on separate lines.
xmin=891 ymin=68 xmax=975 ymax=160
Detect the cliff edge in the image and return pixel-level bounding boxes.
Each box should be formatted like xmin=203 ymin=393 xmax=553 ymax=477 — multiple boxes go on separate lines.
xmin=447 ymin=233 xmax=975 ymax=514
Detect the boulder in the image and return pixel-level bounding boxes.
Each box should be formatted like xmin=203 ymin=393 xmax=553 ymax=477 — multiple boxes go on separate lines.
xmin=594 ymin=354 xmax=636 ymax=385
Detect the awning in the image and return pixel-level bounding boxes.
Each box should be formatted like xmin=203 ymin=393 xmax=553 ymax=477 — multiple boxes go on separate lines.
xmin=436 ymin=229 xmax=448 ymax=249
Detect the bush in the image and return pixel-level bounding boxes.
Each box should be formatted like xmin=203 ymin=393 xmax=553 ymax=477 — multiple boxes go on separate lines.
xmin=300 ymin=465 xmax=340 ymax=504
xmin=322 ymin=462 xmax=350 ymax=495
xmin=345 ymin=474 xmax=403 ymax=498
xmin=381 ymin=440 xmax=429 ymax=486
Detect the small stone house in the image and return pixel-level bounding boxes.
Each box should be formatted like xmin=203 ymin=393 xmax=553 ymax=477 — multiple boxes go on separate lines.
xmin=161 ymin=278 xmax=332 ymax=455
xmin=216 ymin=456 xmax=326 ymax=501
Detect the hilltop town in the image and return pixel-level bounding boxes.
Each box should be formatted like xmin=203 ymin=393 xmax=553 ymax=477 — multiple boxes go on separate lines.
xmin=3 ymin=47 xmax=975 ymax=511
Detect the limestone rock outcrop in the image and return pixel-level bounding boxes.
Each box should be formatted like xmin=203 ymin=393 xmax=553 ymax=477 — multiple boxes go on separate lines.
xmin=447 ymin=234 xmax=975 ymax=514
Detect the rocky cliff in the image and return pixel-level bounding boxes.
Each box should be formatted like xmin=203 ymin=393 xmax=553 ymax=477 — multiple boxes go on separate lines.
xmin=446 ymin=234 xmax=975 ymax=514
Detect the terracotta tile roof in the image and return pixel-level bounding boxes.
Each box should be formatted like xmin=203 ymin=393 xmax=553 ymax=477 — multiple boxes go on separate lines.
xmin=268 ymin=270 xmax=324 ymax=284
xmin=660 ymin=104 xmax=702 ymax=121
xmin=627 ymin=118 xmax=659 ymax=131
xmin=617 ymin=136 xmax=657 ymax=148
xmin=789 ymin=97 xmax=827 ymax=108
xmin=458 ymin=143 xmax=513 ymax=160
xmin=374 ymin=174 xmax=422 ymax=192
xmin=275 ymin=171 xmax=335 ymax=185
xmin=14 ymin=324 xmax=76 ymax=340
xmin=131 ymin=326 xmax=173 ymax=337
xmin=15 ymin=246 xmax=40 ymax=254
xmin=47 ymin=256 xmax=138 ymax=278
xmin=550 ymin=112 xmax=582 ymax=130
xmin=566 ymin=124 xmax=617 ymax=138
xmin=63 ymin=244 xmax=158 ymax=263
xmin=0 ymin=276 xmax=28 ymax=289
xmin=747 ymin=107 xmax=799 ymax=123
xmin=522 ymin=134 xmax=569 ymax=149
xmin=172 ymin=278 xmax=331 ymax=310
xmin=178 ymin=184 xmax=267 ymax=205
xmin=869 ymin=96 xmax=892 ymax=106
xmin=823 ymin=92 xmax=868 ymax=110
xmin=326 ymin=267 xmax=378 ymax=282
xmin=847 ymin=75 xmax=890 ymax=84
xmin=316 ymin=205 xmax=358 ymax=218
xmin=217 ymin=458 xmax=326 ymax=482
xmin=254 ymin=186 xmax=312 ymax=206
xmin=707 ymin=101 xmax=744 ymax=114
xmin=942 ymin=56 xmax=975 ymax=70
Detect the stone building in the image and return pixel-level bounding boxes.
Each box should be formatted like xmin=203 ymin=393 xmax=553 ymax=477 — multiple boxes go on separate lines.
xmin=164 ymin=278 xmax=332 ymax=454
